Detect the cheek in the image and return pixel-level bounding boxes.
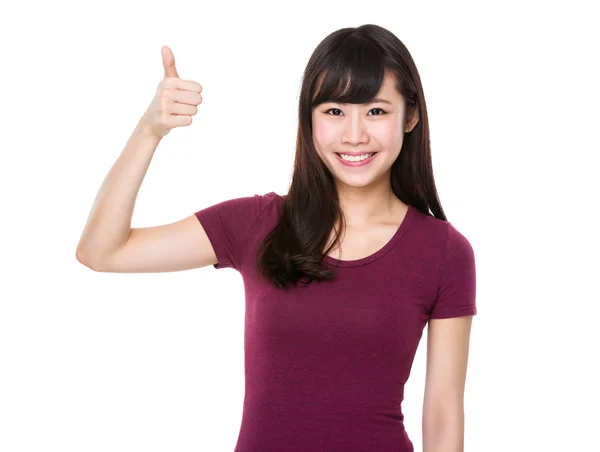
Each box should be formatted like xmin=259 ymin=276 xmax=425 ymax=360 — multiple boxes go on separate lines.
xmin=373 ymin=121 xmax=404 ymax=148
xmin=312 ymin=118 xmax=336 ymax=146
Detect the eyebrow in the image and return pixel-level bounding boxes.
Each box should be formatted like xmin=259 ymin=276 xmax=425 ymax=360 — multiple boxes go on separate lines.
xmin=327 ymin=97 xmax=393 ymax=105
xmin=370 ymin=97 xmax=392 ymax=104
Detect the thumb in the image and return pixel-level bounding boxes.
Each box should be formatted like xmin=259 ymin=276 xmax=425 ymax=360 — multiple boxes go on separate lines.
xmin=162 ymin=46 xmax=179 ymax=79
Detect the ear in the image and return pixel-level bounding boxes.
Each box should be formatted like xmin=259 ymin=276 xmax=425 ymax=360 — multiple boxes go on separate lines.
xmin=405 ymin=105 xmax=419 ymax=133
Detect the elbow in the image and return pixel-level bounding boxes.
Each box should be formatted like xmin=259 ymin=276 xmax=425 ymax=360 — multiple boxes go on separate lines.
xmin=75 ymin=248 xmax=103 ymax=272
xmin=76 ymin=247 xmax=90 ymax=266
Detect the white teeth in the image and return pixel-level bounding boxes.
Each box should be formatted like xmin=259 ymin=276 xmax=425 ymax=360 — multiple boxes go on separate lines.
xmin=339 ymin=153 xmax=374 ymax=162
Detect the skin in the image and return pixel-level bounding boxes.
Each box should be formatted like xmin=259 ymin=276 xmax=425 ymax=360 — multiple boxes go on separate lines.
xmin=311 ymin=71 xmax=418 ymax=229
xmin=422 ymin=315 xmax=473 ymax=451
xmin=312 ymin=71 xmax=473 ymax=451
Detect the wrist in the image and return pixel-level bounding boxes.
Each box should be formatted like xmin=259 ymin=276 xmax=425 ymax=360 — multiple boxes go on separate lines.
xmin=136 ymin=116 xmax=162 ymax=141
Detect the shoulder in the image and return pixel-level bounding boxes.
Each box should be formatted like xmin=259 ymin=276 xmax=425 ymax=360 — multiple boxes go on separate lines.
xmin=410 ymin=206 xmax=472 ymax=245
xmin=220 ymin=190 xmax=283 ymax=234
xmin=406 ymin=206 xmax=475 ymax=273
xmin=252 ymin=191 xmax=284 ymax=222
xmin=195 ymin=191 xmax=280 ymax=219
xmin=407 ymin=205 xmax=450 ymax=245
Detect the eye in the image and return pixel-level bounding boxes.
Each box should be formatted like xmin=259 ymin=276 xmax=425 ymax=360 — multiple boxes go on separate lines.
xmin=324 ymin=108 xmax=387 ymax=116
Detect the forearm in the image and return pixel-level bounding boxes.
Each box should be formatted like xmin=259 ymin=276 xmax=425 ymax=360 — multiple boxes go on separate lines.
xmin=422 ymin=414 xmax=464 ymax=452
xmin=76 ymin=116 xmax=161 ymax=265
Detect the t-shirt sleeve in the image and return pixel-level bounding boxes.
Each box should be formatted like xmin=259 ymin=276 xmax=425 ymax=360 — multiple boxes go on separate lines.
xmin=193 ymin=192 xmax=275 ymax=271
xmin=429 ymin=223 xmax=477 ymax=319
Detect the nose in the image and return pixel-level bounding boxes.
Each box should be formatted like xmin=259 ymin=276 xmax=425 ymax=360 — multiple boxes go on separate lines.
xmin=341 ymin=108 xmax=369 ymax=146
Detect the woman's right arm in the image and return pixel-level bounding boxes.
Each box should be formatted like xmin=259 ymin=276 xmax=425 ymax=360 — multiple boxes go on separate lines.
xmin=75 ymin=46 xmax=215 ymax=273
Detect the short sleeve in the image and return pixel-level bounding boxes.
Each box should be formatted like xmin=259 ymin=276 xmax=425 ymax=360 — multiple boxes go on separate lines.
xmin=429 ymin=223 xmax=477 ymax=319
xmin=194 ymin=192 xmax=277 ymax=271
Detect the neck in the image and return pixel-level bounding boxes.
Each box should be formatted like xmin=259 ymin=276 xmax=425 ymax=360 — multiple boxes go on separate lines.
xmin=335 ymin=183 xmax=402 ymax=229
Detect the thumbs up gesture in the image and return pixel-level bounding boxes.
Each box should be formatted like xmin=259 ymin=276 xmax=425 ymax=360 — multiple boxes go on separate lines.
xmin=141 ymin=46 xmax=203 ymax=139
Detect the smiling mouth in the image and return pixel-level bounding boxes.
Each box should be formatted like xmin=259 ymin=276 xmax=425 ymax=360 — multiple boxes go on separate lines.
xmin=334 ymin=152 xmax=379 ymax=159
xmin=334 ymin=152 xmax=380 ymax=166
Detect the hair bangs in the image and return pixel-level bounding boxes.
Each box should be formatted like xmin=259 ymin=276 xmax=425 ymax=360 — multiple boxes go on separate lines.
xmin=311 ymin=36 xmax=387 ymax=107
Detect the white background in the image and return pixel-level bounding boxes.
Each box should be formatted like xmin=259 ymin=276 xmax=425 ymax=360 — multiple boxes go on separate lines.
xmin=1 ymin=0 xmax=598 ymax=451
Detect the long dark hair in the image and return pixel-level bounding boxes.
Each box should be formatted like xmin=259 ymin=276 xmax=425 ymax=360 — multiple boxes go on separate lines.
xmin=254 ymin=24 xmax=445 ymax=289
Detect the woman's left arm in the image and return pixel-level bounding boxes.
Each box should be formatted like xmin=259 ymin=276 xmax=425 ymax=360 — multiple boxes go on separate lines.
xmin=422 ymin=315 xmax=474 ymax=452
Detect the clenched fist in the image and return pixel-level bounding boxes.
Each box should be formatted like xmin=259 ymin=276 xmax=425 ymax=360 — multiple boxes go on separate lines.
xmin=141 ymin=46 xmax=203 ymax=139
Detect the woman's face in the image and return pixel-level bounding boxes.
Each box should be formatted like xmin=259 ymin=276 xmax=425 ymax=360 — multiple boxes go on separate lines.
xmin=311 ymin=72 xmax=417 ymax=189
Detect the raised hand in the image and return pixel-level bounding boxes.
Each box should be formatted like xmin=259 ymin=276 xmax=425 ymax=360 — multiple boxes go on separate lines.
xmin=141 ymin=46 xmax=203 ymax=139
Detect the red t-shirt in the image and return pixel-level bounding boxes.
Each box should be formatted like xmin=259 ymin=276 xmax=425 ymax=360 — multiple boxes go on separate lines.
xmin=194 ymin=191 xmax=477 ymax=451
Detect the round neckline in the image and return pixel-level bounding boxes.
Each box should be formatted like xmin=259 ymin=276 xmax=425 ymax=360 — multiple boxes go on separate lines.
xmin=323 ymin=204 xmax=415 ymax=268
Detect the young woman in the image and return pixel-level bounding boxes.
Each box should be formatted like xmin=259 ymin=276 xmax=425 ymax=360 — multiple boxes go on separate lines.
xmin=76 ymin=24 xmax=476 ymax=452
